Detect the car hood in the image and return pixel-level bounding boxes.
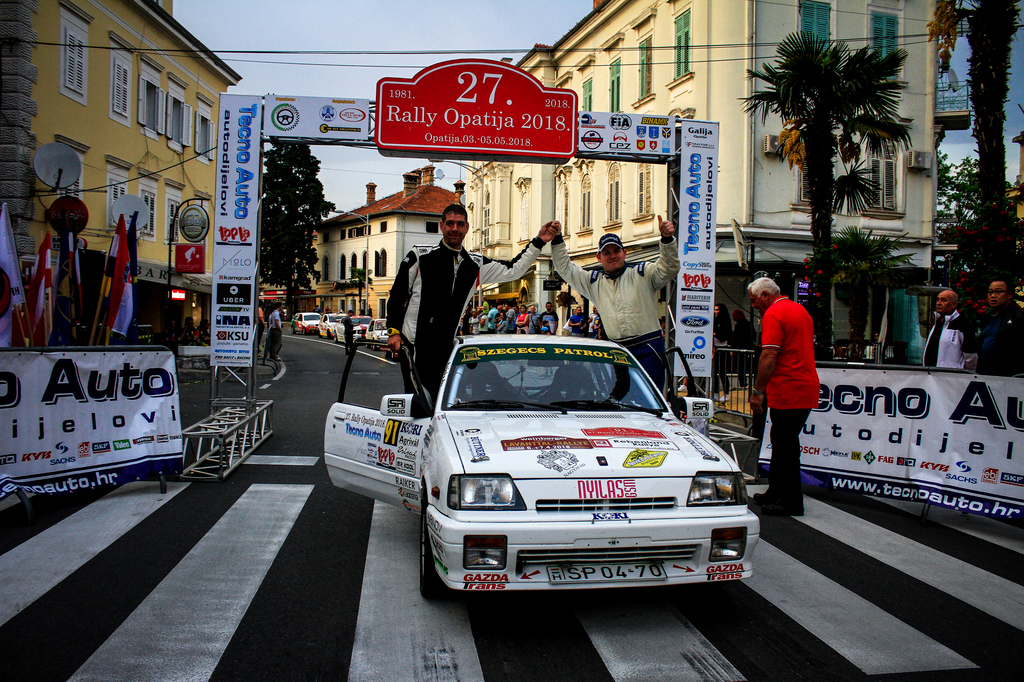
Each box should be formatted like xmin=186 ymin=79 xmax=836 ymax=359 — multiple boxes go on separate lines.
xmin=446 ymin=413 xmax=733 ymax=479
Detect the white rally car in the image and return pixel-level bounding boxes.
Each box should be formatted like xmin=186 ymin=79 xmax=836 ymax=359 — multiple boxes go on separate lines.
xmin=324 ymin=335 xmax=759 ymax=596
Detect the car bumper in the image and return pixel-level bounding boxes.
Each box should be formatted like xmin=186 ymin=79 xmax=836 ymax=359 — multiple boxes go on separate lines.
xmin=425 ymin=505 xmax=759 ymax=591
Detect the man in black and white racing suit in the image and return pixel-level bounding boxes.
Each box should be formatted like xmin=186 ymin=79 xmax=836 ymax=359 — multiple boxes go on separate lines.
xmin=386 ymin=203 xmax=557 ymax=401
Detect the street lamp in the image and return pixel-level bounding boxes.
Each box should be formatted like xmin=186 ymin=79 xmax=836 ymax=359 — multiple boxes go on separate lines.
xmin=330 ymin=208 xmax=371 ymax=315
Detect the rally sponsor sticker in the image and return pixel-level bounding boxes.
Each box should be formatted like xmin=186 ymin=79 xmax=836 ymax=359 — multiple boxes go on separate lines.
xmin=582 ymin=427 xmax=666 ymax=439
xmin=623 ymin=449 xmax=668 ymax=468
xmin=502 ymin=436 xmax=593 ymax=451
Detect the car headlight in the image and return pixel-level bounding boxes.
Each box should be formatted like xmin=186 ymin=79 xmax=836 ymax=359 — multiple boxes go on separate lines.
xmin=687 ymin=472 xmax=747 ymax=506
xmin=447 ymin=475 xmax=525 ymax=510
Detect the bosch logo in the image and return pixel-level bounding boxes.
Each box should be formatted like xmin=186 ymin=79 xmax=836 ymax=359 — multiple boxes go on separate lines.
xmin=680 ymin=316 xmax=710 ymax=328
xmin=956 ymin=461 xmax=972 ymax=472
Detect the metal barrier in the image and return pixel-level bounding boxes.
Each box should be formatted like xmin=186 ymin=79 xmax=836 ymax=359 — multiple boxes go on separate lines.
xmin=709 ymin=348 xmax=757 ymax=416
xmin=181 ymin=401 xmax=274 ymax=481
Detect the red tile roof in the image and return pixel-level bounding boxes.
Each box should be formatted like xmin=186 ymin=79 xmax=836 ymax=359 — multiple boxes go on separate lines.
xmin=319 ymin=184 xmax=459 ymax=230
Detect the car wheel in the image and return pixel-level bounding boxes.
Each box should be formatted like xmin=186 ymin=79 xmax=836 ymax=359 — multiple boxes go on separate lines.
xmin=420 ymin=497 xmax=448 ymax=599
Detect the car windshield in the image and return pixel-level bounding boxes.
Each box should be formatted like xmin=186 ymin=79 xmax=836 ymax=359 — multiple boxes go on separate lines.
xmin=353 ymin=317 xmax=372 ymax=326
xmin=441 ymin=342 xmax=666 ymax=413
xmin=302 ymin=314 xmax=319 ymax=321
xmin=327 ymin=315 xmax=343 ymax=323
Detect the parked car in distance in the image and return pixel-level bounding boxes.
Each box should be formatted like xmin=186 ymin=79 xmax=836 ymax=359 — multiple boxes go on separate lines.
xmin=324 ymin=335 xmax=757 ymax=597
xmin=332 ymin=316 xmax=373 ymax=344
xmin=320 ymin=314 xmax=344 ymax=339
xmin=292 ymin=312 xmax=321 ymax=335
xmin=365 ymin=319 xmax=388 ymax=344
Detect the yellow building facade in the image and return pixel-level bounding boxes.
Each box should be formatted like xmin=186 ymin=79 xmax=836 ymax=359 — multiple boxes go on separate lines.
xmin=2 ymin=0 xmax=240 ymax=335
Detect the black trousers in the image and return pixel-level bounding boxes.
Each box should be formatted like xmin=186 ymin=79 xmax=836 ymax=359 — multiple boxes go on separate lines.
xmin=766 ymin=408 xmax=811 ymax=511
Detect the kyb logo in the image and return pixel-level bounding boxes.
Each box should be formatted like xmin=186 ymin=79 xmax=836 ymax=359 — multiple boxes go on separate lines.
xmin=217 ymin=226 xmax=252 ymax=244
xmin=920 ymin=461 xmax=949 ymax=472
xmin=216 ymin=283 xmax=251 ymax=305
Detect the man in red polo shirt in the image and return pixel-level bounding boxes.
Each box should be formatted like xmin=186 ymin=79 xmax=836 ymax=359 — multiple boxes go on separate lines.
xmin=748 ymin=277 xmax=820 ymax=516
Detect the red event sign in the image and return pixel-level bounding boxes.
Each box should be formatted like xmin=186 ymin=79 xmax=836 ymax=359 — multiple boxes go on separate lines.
xmin=376 ymin=59 xmax=578 ymax=163
xmin=175 ymin=244 xmax=205 ymax=273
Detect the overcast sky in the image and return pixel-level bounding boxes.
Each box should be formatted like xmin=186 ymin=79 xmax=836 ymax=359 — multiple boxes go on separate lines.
xmin=174 ymin=0 xmax=1023 ymax=212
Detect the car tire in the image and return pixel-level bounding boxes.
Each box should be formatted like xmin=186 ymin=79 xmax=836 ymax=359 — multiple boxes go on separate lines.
xmin=420 ymin=498 xmax=448 ymax=599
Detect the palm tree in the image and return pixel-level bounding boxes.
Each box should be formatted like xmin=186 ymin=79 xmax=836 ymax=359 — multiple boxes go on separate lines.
xmin=832 ymin=226 xmax=914 ymax=360
xmin=743 ymin=32 xmax=912 ymax=358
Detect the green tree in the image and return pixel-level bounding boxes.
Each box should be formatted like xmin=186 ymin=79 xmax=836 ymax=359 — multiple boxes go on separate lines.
xmin=743 ymin=32 xmax=911 ymax=358
xmin=929 ymin=0 xmax=1020 ymax=208
xmin=831 ymin=227 xmax=914 ymax=359
xmin=342 ymin=268 xmax=372 ymax=315
xmin=260 ymin=145 xmax=335 ymax=315
xmin=936 ymin=151 xmax=981 ymax=224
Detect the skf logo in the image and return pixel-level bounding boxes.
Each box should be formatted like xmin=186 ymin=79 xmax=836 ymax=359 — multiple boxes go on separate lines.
xmin=920 ymin=461 xmax=949 ymax=472
xmin=78 ymin=442 xmax=91 ymax=457
xmin=92 ymin=441 xmax=111 ymax=454
xmin=897 ymin=457 xmax=916 ymax=466
xmin=1000 ymin=472 xmax=1024 ymax=486
xmin=982 ymin=467 xmax=999 ymax=484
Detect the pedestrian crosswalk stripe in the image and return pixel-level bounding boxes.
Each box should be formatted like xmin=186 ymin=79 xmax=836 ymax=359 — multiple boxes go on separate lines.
xmin=348 ymin=501 xmax=485 ymax=682
xmin=577 ymin=602 xmax=745 ymax=681
xmin=747 ymin=541 xmax=976 ymax=674
xmin=243 ymin=455 xmax=319 ymax=466
xmin=798 ymin=496 xmax=1024 ymax=631
xmin=0 ymin=481 xmax=188 ymax=628
xmin=66 ymin=483 xmax=312 ymax=682
xmin=876 ymin=496 xmax=1024 ymax=555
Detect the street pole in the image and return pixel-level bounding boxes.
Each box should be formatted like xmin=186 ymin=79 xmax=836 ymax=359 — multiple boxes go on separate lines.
xmin=166 ymin=197 xmax=206 ymax=331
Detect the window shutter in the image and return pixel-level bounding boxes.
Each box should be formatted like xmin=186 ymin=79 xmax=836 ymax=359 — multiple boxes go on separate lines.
xmin=675 ymin=11 xmax=691 ymax=79
xmin=63 ymin=26 xmax=85 ymax=94
xmin=869 ymin=158 xmax=881 ymax=208
xmin=582 ymin=79 xmax=592 ymax=111
xmin=799 ymin=169 xmax=812 ymax=203
xmin=206 ymin=119 xmax=216 ymax=159
xmin=183 ymin=104 xmax=193 ymax=147
xmin=157 ymin=88 xmax=167 ymax=135
xmin=883 ymin=157 xmax=896 ymax=210
xmin=639 ymin=39 xmax=649 ymax=98
xmin=802 ymin=1 xmax=830 ymax=40
xmin=610 ymin=60 xmax=621 ymax=112
xmin=872 ymin=13 xmax=898 ymax=57
xmin=113 ymin=61 xmax=130 ymax=117
xmin=194 ymin=110 xmax=202 ymax=149
xmin=138 ymin=76 xmax=148 ymax=124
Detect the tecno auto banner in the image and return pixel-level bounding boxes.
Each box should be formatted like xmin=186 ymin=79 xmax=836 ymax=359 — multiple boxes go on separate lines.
xmin=0 ymin=349 xmax=183 ymax=501
xmin=673 ymin=121 xmax=719 ymax=378
xmin=758 ymin=366 xmax=1024 ymax=519
xmin=212 ymin=95 xmax=262 ymax=367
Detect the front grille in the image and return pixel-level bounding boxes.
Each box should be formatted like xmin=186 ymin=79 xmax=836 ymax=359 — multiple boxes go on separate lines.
xmin=506 ymin=413 xmax=560 ymax=419
xmin=536 ymin=497 xmax=676 ymax=512
xmin=516 ymin=543 xmax=699 ymax=572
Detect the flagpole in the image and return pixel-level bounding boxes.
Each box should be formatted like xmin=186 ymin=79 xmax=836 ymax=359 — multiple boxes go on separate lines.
xmin=88 ymin=226 xmax=117 ymax=346
xmin=14 ymin=301 xmax=30 ymax=347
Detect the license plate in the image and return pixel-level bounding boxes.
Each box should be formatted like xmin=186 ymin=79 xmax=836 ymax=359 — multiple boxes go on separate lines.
xmin=546 ymin=561 xmax=667 ymax=583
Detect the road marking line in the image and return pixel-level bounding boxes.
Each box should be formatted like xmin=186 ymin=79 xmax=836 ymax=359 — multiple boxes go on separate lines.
xmin=577 ymin=602 xmax=745 ymax=682
xmin=0 ymin=482 xmax=188 ymax=628
xmin=874 ymin=496 xmax=1024 ymax=555
xmin=68 ymin=484 xmax=312 ymax=682
xmin=798 ymin=496 xmax=1024 ymax=632
xmin=288 ymin=333 xmax=396 ymax=364
xmin=348 ymin=501 xmax=484 ymax=682
xmin=243 ymin=455 xmax=319 ymax=466
xmin=259 ymin=383 xmax=271 ymax=389
xmin=748 ymin=541 xmax=976 ymax=674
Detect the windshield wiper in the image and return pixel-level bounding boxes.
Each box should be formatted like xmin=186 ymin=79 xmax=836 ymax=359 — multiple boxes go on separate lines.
xmin=449 ymin=399 xmax=567 ymax=414
xmin=549 ymin=399 xmax=664 ymax=416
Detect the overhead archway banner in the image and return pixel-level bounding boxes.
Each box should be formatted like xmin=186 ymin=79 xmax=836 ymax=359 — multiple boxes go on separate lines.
xmin=375 ymin=59 xmax=578 ymax=163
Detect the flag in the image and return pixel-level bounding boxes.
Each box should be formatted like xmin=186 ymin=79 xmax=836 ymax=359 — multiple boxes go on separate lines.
xmin=26 ymin=232 xmax=51 ymax=346
xmin=124 ymin=211 xmax=139 ymax=343
xmin=49 ymin=229 xmax=77 ymax=346
xmin=105 ymin=215 xmax=134 ymax=341
xmin=0 ymin=203 xmax=27 ymax=347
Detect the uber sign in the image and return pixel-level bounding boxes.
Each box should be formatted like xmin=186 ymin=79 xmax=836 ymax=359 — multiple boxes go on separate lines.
xmin=216 ymin=283 xmax=251 ymax=305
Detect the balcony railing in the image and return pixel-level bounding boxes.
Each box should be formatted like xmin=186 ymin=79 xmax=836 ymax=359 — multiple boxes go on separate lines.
xmin=935 ymin=85 xmax=969 ymax=112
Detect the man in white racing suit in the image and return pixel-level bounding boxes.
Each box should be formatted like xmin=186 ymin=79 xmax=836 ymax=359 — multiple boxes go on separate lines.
xmin=546 ymin=216 xmax=678 ymax=389
xmin=923 ymin=289 xmax=978 ymax=370
xmin=386 ymin=203 xmax=556 ymax=401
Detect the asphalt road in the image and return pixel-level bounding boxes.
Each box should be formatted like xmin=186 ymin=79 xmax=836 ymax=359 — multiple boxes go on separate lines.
xmin=1 ymin=333 xmax=1022 ymax=682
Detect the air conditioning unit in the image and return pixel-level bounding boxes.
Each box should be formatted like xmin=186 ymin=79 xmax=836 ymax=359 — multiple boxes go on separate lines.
xmin=907 ymin=151 xmax=932 ymax=170
xmin=764 ymin=134 xmax=781 ymax=154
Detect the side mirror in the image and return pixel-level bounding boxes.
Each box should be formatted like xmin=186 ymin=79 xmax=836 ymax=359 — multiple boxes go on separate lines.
xmin=380 ymin=393 xmax=433 ymax=419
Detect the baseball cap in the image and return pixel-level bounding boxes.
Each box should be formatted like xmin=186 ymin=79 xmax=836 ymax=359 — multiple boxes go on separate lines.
xmin=598 ymin=234 xmax=624 ymax=253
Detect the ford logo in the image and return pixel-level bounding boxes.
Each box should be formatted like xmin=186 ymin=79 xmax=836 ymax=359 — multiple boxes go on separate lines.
xmin=680 ymin=316 xmax=710 ymax=328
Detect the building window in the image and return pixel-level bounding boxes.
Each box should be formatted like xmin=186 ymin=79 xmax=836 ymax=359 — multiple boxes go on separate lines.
xmin=637 ymin=164 xmax=652 ymax=216
xmin=581 ymin=175 xmax=592 ymax=232
xmin=557 ymin=182 xmax=570 ymax=233
xmin=607 ymin=163 xmax=621 ymax=224
xmin=351 ymin=253 xmax=357 ymax=272
xmin=869 ymin=148 xmax=898 ymax=211
xmin=338 ymin=254 xmax=346 ymax=280
xmin=376 ymin=249 xmax=388 ymax=277
xmin=195 ymin=105 xmax=215 ymax=160
xmin=797 ymin=168 xmax=812 ymax=204
xmin=638 ymin=37 xmax=653 ymax=99
xmin=801 ymin=1 xmax=830 ymax=40
xmin=609 ymin=59 xmax=621 ymax=112
xmin=138 ymin=74 xmax=166 ymax=135
xmin=166 ymin=191 xmax=181 ymax=244
xmin=519 ymin=190 xmax=530 ymax=241
xmin=380 ymin=220 xmax=387 ymax=233
xmin=362 ymin=251 xmax=367 ymax=272
xmin=109 ymin=49 xmax=131 ymax=126
xmin=675 ymin=11 xmax=691 ymax=79
xmin=165 ymin=84 xmax=192 ymax=150
xmin=322 ymin=255 xmax=330 ymax=281
xmin=379 ymin=299 xmax=387 ymax=319
xmin=483 ymin=191 xmax=491 ymax=227
xmin=106 ymin=165 xmax=128 ymax=228
xmin=59 ymin=10 xmax=88 ymax=105
xmin=582 ymin=79 xmax=593 ymax=111
xmin=322 ymin=230 xmax=330 ymax=243
xmin=426 ymin=220 xmax=439 ymax=233
xmin=872 ymin=13 xmax=898 ymax=57
xmin=139 ymin=179 xmax=157 ymax=241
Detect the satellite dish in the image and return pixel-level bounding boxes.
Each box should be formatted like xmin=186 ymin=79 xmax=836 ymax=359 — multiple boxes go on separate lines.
xmin=947 ymin=68 xmax=961 ymax=91
xmin=435 ymin=168 xmax=445 ymax=180
xmin=111 ymin=194 xmax=151 ymax=231
xmin=33 ymin=142 xmax=82 ymax=189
